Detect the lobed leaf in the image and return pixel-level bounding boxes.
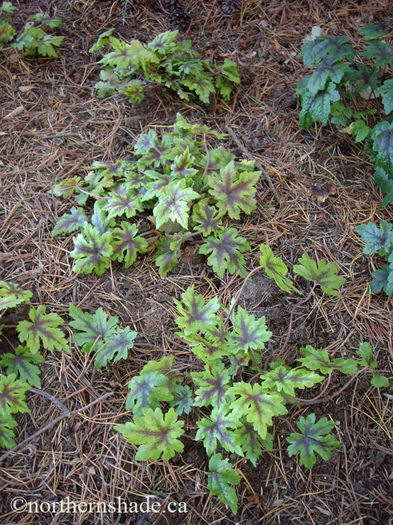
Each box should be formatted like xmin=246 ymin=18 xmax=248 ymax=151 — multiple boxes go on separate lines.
xmin=0 ymin=281 xmax=32 ymax=312
xmin=199 ymin=228 xmax=250 ymax=278
xmin=207 ymin=454 xmax=241 ymax=514
xmin=196 ymin=406 xmax=241 ymax=456
xmin=17 ymin=305 xmax=68 ymax=354
xmin=115 ymin=407 xmax=184 ymax=461
xmin=70 ymin=224 xmax=113 ymax=275
xmin=0 ymin=346 xmax=44 ymax=388
xmin=287 ymin=413 xmax=340 ymax=469
xmin=0 ymin=374 xmax=30 ymax=416
xmin=259 ymin=244 xmax=300 ymax=294
xmin=293 ymin=253 xmax=346 ymax=295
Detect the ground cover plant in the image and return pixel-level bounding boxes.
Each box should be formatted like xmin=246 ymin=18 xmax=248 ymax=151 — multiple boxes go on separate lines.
xmin=89 ymin=29 xmax=240 ymax=104
xmin=296 ymin=20 xmax=393 ymax=205
xmin=52 ymin=113 xmax=261 ymax=278
xmin=1 ymin=1 xmax=392 ymax=523
xmin=0 ymin=2 xmax=63 ymax=57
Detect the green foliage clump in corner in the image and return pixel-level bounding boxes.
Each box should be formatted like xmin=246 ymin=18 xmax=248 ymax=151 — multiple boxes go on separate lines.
xmin=0 ymin=281 xmax=136 ymax=450
xmin=296 ymin=21 xmax=393 ymax=205
xmin=89 ymin=29 xmax=240 ymax=104
xmin=357 ymin=220 xmax=393 ymax=295
xmin=0 ymin=2 xmax=63 ymax=57
xmin=52 ymin=114 xmax=261 ymax=278
xmin=114 ymin=282 xmax=387 ymax=514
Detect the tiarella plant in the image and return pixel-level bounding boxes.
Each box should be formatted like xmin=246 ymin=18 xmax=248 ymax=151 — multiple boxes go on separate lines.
xmin=115 ymin=266 xmax=387 ymax=513
xmin=356 ymin=220 xmax=393 ymax=295
xmin=296 ymin=21 xmax=393 ymax=205
xmin=0 ymin=3 xmax=63 ymax=57
xmin=0 ymin=280 xmax=136 ymax=449
xmin=52 ymin=114 xmax=261 ymax=278
xmin=89 ymin=29 xmax=240 ymax=104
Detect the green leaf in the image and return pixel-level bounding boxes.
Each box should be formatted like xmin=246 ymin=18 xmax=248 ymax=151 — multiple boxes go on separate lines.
xmin=115 ymin=407 xmax=184 ymax=461
xmin=191 ymin=362 xmax=232 ymax=407
xmin=208 ymin=161 xmax=260 ymax=219
xmin=0 ymin=346 xmax=44 ymax=388
xmin=348 ymin=119 xmax=370 ymax=142
xmin=207 ymin=454 xmax=241 ymax=514
xmin=371 ymin=374 xmax=389 ymax=388
xmin=356 ymin=221 xmax=393 ymax=255
xmin=169 ymin=384 xmax=193 ymax=415
xmin=126 ymin=371 xmax=172 ymax=415
xmin=89 ymin=28 xmax=115 ymax=52
xmin=0 ymin=2 xmax=16 ymax=14
xmin=378 ymin=78 xmax=393 ymax=115
xmin=374 ymin=165 xmax=393 ymax=207
xmin=29 ymin=13 xmax=62 ymax=29
xmin=306 ymin=58 xmax=350 ymax=95
xmin=153 ymin=236 xmax=180 ymax=277
xmin=68 ymin=303 xmax=119 ymax=352
xmin=216 ymin=59 xmax=240 ymax=100
xmin=372 ymin=121 xmax=393 ymax=172
xmin=174 ymin=286 xmax=220 ymax=336
xmin=259 ymin=244 xmax=300 ymax=294
xmin=93 ymin=326 xmax=137 ymax=369
xmin=297 ymin=345 xmax=334 ymax=374
xmin=70 ymin=224 xmax=113 ymax=275
xmin=0 ymin=374 xmax=30 ymax=416
xmin=261 ymin=365 xmax=324 ymax=396
xmin=111 ymin=222 xmax=148 ymax=268
xmin=370 ymin=264 xmax=393 ymax=295
xmin=228 ymin=382 xmax=287 ymax=439
xmin=356 ymin=340 xmax=376 ymax=369
xmin=0 ymin=281 xmax=32 ymax=312
xmin=196 ymin=406 xmax=242 ymax=456
xmin=17 ymin=305 xmax=68 ymax=354
xmin=287 ymin=413 xmax=340 ymax=469
xmin=0 ymin=21 xmax=15 ymax=44
xmin=293 ymin=253 xmax=346 ymax=295
xmin=232 ymin=422 xmax=269 ymax=466
xmin=153 ymin=180 xmax=199 ymax=230
xmin=358 ymin=20 xmax=393 ymax=39
xmin=52 ymin=207 xmax=87 ymax=236
xmin=52 ymin=177 xmax=81 ymax=198
xmin=299 ymin=35 xmax=354 ymax=67
xmin=147 ymin=30 xmax=178 ymax=54
xmin=103 ymin=183 xmax=143 ymax=219
xmin=299 ymin=82 xmax=340 ymax=129
xmin=199 ymin=228 xmax=250 ymax=278
xmin=362 ymin=40 xmax=393 ymax=68
xmin=191 ymin=199 xmax=222 ymax=236
xmin=227 ymin=306 xmax=272 ymax=354
xmin=0 ymin=413 xmax=18 ymax=449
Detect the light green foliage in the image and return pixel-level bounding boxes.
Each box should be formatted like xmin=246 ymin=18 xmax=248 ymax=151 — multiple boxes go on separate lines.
xmin=259 ymin=246 xmax=346 ymax=296
xmin=115 ymin=407 xmax=185 ymax=461
xmin=356 ymin=341 xmax=389 ymax=388
xmin=0 ymin=374 xmax=30 ymax=416
xmin=293 ymin=254 xmax=346 ymax=295
xmin=0 ymin=281 xmax=32 ymax=313
xmin=53 ymin=114 xmax=261 ymax=278
xmin=0 ymin=1 xmax=15 ymax=46
xmin=287 ymin=413 xmax=341 ymax=468
xmin=259 ymin=244 xmax=300 ymax=293
xmin=207 ymin=454 xmax=241 ymax=514
xmin=89 ymin=30 xmax=240 ymax=104
xmin=1 ymin=4 xmax=62 ymax=55
xmin=356 ymin=220 xmax=393 ymax=295
xmin=0 ymin=346 xmax=44 ymax=388
xmin=17 ymin=305 xmax=69 ymax=354
xmin=114 ymin=285 xmax=365 ymax=512
xmin=68 ymin=304 xmax=137 ymax=369
xmin=0 ymin=413 xmax=18 ymax=449
xmin=296 ymin=21 xmax=393 ymax=204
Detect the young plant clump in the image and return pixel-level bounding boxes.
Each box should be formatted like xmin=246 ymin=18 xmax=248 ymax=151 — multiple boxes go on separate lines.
xmin=0 ymin=281 xmax=137 ymax=450
xmin=52 ymin=114 xmax=261 ymax=278
xmin=0 ymin=2 xmax=63 ymax=57
xmin=89 ymin=29 xmax=240 ymax=104
xmin=296 ymin=21 xmax=393 ymax=205
xmin=357 ymin=220 xmax=393 ymax=295
xmin=115 ymin=250 xmax=387 ymax=513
